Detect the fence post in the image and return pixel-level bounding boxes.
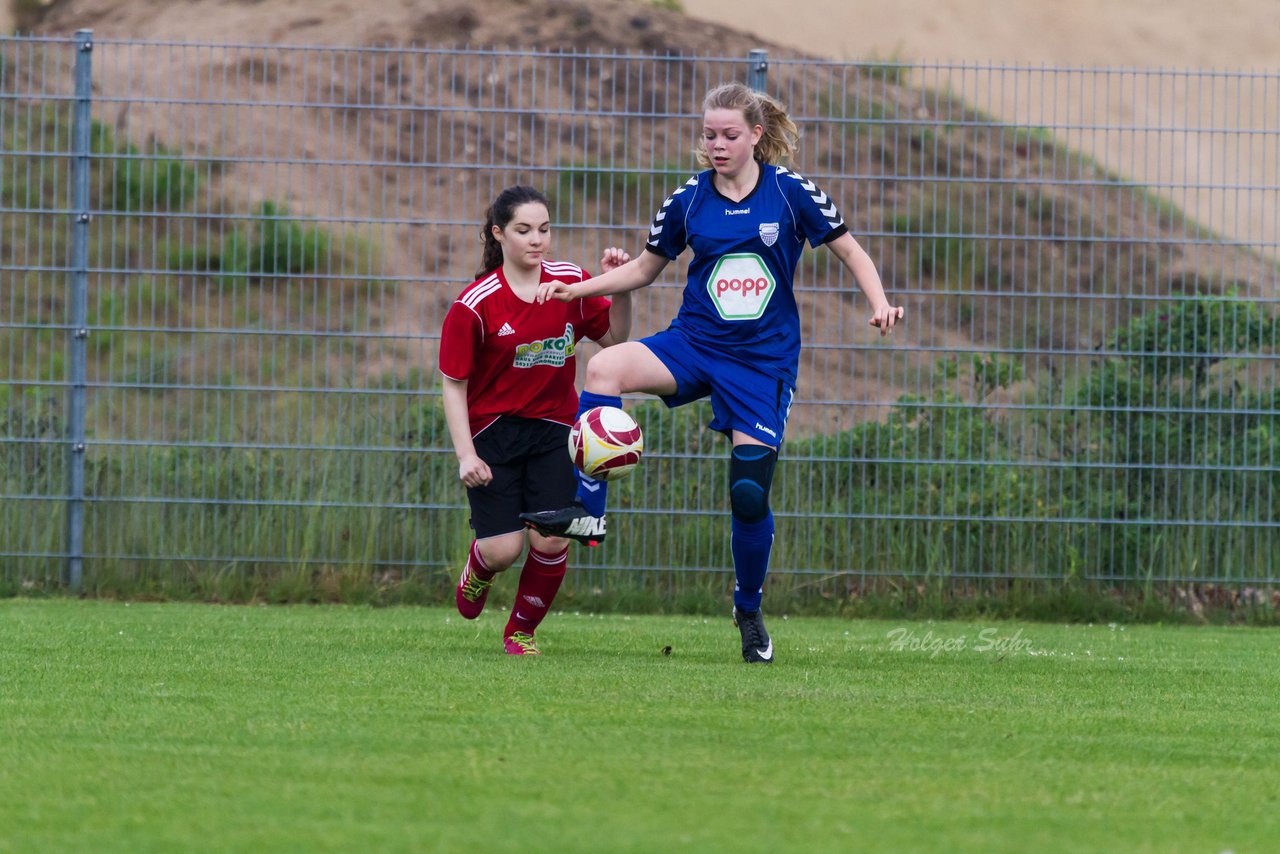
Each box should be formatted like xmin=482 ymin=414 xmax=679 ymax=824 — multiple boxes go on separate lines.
xmin=747 ymin=49 xmax=768 ymax=92
xmin=65 ymin=29 xmax=93 ymax=592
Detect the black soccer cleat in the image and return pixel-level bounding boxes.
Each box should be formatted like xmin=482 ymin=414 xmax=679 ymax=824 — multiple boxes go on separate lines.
xmin=733 ymin=606 xmax=774 ymax=664
xmin=519 ymin=501 xmax=607 ymax=546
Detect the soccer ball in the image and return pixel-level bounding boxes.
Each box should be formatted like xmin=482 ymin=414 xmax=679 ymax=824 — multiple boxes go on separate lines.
xmin=569 ymin=406 xmax=644 ymax=481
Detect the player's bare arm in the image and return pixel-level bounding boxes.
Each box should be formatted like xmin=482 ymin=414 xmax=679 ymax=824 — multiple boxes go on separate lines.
xmin=825 ymin=231 xmax=904 ymax=334
xmin=441 ymin=376 xmax=493 ymax=487
xmin=594 ymin=247 xmax=634 ymax=348
xmin=537 ymin=250 xmax=668 ymax=303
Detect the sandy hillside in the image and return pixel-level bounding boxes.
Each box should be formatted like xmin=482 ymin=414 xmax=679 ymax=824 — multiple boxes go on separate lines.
xmin=682 ymin=0 xmax=1279 ymax=255
xmin=26 ymin=0 xmax=1278 ymax=68
xmin=27 ymin=0 xmax=1279 ymax=252
xmin=683 ymin=0 xmax=1278 ymax=69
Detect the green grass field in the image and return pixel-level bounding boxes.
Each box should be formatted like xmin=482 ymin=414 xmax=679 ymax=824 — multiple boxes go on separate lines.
xmin=1 ymin=600 xmax=1276 ymax=852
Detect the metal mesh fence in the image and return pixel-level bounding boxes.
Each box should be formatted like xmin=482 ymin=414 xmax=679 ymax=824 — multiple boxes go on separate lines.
xmin=2 ymin=33 xmax=1278 ymax=595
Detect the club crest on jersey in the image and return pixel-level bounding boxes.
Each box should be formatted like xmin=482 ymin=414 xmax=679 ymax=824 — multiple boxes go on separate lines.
xmin=758 ymin=222 xmax=779 ymax=247
xmin=513 ymin=323 xmax=575 ymax=368
xmin=706 ymin=253 xmax=776 ymax=320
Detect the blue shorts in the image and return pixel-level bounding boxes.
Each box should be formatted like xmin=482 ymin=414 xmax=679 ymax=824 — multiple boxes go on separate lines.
xmin=640 ymin=328 xmax=795 ymax=446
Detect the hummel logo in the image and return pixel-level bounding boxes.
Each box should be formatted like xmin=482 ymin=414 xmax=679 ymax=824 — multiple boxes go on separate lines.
xmin=498 ymin=322 xmax=515 ymax=336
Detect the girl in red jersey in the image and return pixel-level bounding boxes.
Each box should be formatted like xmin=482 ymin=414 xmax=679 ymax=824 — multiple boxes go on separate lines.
xmin=438 ymin=185 xmax=631 ymax=655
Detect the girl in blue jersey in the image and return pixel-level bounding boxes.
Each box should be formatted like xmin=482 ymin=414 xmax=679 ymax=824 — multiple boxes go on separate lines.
xmin=522 ymin=82 xmax=903 ymax=663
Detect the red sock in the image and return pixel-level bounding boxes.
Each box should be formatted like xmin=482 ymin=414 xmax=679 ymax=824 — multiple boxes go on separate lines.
xmin=468 ymin=540 xmax=496 ymax=581
xmin=505 ymin=545 xmax=567 ymax=636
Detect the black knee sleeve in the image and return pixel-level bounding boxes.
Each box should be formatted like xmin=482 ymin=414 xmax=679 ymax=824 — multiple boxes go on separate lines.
xmin=729 ymin=445 xmax=778 ymax=524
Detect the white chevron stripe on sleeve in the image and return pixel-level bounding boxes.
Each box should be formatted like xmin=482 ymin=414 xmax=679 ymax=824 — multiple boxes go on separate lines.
xmin=460 ymin=276 xmax=501 ymax=309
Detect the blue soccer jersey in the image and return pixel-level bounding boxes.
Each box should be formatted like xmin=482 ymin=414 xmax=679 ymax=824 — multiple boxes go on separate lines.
xmin=644 ymin=163 xmax=848 ymax=383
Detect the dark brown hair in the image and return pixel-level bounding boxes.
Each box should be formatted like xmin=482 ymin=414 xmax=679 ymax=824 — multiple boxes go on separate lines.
xmin=476 ymin=185 xmax=550 ymax=279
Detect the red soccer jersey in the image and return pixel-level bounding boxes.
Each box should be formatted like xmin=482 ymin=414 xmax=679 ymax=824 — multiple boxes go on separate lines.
xmin=439 ymin=260 xmax=613 ymax=436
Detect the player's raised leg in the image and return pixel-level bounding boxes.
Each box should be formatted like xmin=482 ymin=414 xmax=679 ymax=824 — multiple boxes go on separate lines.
xmin=455 ymin=531 xmax=524 ymax=620
xmin=520 ymin=341 xmax=676 ymax=544
xmin=455 ymin=540 xmax=497 ymax=619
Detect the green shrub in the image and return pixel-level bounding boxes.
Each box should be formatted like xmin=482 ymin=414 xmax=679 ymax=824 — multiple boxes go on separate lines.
xmin=215 ymin=201 xmax=334 ymax=278
xmin=972 ymin=353 xmax=1024 ymax=396
xmin=92 ymin=120 xmax=200 ymax=212
xmin=1069 ymin=295 xmax=1280 ymax=575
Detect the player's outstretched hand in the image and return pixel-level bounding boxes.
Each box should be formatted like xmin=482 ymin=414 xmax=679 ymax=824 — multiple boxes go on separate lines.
xmin=535 ymin=279 xmax=577 ymax=304
xmin=869 ymin=305 xmax=905 ymax=335
xmin=600 ymin=246 xmax=631 ymax=274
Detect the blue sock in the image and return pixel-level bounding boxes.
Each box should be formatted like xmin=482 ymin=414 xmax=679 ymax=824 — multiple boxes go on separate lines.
xmin=731 ymin=511 xmax=774 ymax=612
xmin=575 ymin=390 xmax=620 ymax=517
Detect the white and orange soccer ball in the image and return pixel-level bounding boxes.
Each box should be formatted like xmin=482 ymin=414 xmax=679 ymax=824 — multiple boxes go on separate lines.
xmin=569 ymin=405 xmax=644 ymax=481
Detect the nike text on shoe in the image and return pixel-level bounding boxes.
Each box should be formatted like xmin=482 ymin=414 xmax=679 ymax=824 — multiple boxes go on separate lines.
xmin=504 ymin=631 xmax=541 ymax=655
xmin=519 ymin=502 xmax=606 ymax=546
xmin=455 ymin=563 xmax=494 ymax=620
xmin=733 ymin=606 xmax=774 ymax=664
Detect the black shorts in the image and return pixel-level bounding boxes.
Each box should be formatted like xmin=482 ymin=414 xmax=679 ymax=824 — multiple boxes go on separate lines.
xmin=466 ymin=417 xmax=577 ymax=539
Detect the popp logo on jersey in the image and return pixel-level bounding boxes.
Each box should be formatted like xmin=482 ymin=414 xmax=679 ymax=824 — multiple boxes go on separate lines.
xmin=706 ymin=253 xmax=776 ymax=320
